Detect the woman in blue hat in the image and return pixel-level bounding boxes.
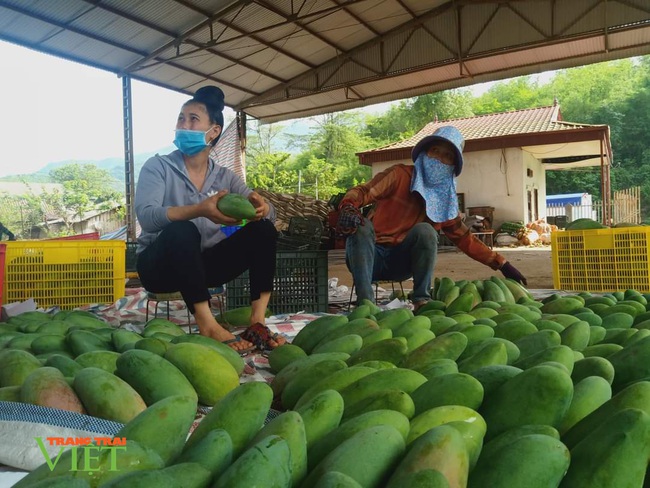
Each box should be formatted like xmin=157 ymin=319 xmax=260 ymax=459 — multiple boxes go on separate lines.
xmin=135 ymin=86 xmax=286 ymax=353
xmin=336 ymin=125 xmax=527 ymax=309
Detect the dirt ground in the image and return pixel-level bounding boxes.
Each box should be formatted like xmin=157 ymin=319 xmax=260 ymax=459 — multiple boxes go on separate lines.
xmin=328 ymin=245 xmax=554 ymax=291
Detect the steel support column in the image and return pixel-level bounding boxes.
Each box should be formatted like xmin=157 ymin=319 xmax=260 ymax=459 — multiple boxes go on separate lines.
xmin=600 ymin=137 xmax=611 ymax=225
xmin=122 ymin=76 xmax=136 ymax=242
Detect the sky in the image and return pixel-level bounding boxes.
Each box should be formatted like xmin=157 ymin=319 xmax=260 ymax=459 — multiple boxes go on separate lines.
xmin=0 ymin=40 xmax=203 ymax=178
xmin=0 ymin=39 xmax=511 ymax=179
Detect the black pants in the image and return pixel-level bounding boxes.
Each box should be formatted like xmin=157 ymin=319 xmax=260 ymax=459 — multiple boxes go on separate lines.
xmin=136 ymin=220 xmax=277 ymax=314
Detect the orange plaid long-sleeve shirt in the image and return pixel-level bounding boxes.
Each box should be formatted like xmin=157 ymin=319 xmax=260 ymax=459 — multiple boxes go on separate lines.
xmin=340 ymin=164 xmax=506 ymax=270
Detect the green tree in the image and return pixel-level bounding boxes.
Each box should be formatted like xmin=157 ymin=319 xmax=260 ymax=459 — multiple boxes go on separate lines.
xmin=301 ymin=156 xmax=340 ymax=199
xmin=293 ymin=112 xmax=373 ymax=198
xmin=613 ymin=59 xmax=650 ymax=217
xmin=246 ymin=152 xmax=297 ymax=193
xmin=38 ymin=187 xmax=74 ymax=232
xmin=0 ymin=193 xmax=42 ymax=239
xmin=472 ymin=76 xmax=550 ymax=115
xmin=545 ymin=169 xmax=602 ymax=197
xmin=245 ymin=120 xmax=298 ymax=193
xmin=47 ymin=163 xmax=123 ymax=225
xmin=246 ymin=121 xmax=286 ymax=160
xmin=546 ymin=59 xmax=641 ymax=124
xmin=366 ymin=90 xmax=474 ymax=143
xmin=469 ymin=59 xmax=648 ymax=208
xmin=542 ymin=59 xmax=649 ymax=207
xmin=241 ymin=57 xmax=650 ymax=218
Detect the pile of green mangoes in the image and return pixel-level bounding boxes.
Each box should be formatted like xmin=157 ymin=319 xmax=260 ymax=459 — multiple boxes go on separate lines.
xmin=9 ymin=278 xmax=650 ymax=487
xmin=0 ymin=311 xmax=244 ymax=424
xmin=262 ymin=279 xmax=650 ymax=487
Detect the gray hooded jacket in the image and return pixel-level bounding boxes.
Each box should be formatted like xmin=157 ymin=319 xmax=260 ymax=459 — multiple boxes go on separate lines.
xmin=134 ymin=150 xmax=275 ymax=253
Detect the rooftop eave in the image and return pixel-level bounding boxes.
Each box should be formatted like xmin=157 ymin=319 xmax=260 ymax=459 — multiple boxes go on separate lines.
xmin=542 ymin=156 xmax=608 ymax=170
xmin=357 ymin=125 xmax=613 ymax=166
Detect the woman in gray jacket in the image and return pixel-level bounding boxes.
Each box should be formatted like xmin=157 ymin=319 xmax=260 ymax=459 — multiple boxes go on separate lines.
xmin=135 ymin=86 xmax=284 ymax=353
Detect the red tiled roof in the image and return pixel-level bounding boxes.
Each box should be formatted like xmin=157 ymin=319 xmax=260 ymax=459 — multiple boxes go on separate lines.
xmin=361 ymin=105 xmax=601 ymax=154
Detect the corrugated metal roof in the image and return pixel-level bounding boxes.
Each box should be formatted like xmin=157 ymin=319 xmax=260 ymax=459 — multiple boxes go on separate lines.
xmin=0 ymin=0 xmax=649 ymax=123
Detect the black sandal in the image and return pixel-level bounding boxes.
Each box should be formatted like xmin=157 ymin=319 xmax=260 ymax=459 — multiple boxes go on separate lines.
xmin=240 ymin=323 xmax=285 ymax=351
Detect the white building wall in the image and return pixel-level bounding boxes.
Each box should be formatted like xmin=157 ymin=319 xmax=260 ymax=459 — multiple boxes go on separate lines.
xmin=458 ymin=148 xmax=523 ymax=229
xmin=372 ymin=159 xmax=409 ymax=175
xmin=522 ymin=150 xmax=546 ymax=221
xmin=371 ymin=147 xmax=543 ymax=229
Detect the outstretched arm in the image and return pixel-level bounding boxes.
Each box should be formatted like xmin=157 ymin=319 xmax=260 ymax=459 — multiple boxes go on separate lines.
xmin=439 ymin=217 xmax=528 ymax=285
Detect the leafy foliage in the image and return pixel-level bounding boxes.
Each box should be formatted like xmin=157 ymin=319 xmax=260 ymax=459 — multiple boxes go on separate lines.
xmin=0 ymin=164 xmax=123 ymax=238
xmin=283 ymin=59 xmax=650 ymax=220
xmin=472 ymin=77 xmax=551 ymax=115
xmin=243 ymin=58 xmax=650 ymax=220
xmin=246 ymin=112 xmax=372 ymax=199
xmin=367 ymin=91 xmax=474 ymax=144
xmin=47 ymin=163 xmax=123 ymax=223
xmin=0 ymin=186 xmax=45 ymax=239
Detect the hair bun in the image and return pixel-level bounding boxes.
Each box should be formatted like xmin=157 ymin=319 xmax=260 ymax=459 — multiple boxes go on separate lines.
xmin=194 ymin=86 xmax=225 ymax=112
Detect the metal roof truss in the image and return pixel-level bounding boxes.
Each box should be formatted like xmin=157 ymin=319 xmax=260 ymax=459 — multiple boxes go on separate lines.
xmin=0 ymin=0 xmax=649 ymax=122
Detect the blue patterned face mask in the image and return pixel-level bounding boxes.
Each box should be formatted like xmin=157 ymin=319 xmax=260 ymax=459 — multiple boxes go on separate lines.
xmin=173 ymin=129 xmax=211 ymax=156
xmin=410 ymin=152 xmax=459 ymax=222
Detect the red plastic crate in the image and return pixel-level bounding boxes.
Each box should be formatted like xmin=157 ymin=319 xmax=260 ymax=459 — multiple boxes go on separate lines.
xmin=0 ymin=243 xmax=5 ymax=309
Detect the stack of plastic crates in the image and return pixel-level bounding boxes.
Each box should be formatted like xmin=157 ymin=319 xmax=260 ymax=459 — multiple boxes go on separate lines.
xmin=552 ymin=226 xmax=650 ymax=292
xmin=126 ymin=242 xmax=139 ymax=279
xmin=227 ymin=250 xmax=328 ymax=314
xmin=277 ymin=216 xmax=324 ymax=251
xmin=3 ymin=240 xmax=126 ymax=309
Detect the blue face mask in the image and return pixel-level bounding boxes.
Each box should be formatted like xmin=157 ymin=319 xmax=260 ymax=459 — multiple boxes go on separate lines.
xmin=173 ymin=129 xmax=212 ymax=156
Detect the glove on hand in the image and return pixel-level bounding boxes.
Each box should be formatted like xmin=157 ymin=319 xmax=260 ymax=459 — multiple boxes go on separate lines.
xmin=500 ymin=261 xmax=528 ymax=286
xmin=336 ymin=204 xmax=364 ymax=238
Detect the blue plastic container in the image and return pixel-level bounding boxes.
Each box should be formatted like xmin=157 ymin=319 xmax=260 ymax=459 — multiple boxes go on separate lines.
xmin=222 ymin=225 xmax=242 ymax=237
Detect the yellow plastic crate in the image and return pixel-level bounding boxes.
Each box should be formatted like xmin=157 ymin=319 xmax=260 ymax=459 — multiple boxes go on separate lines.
xmin=4 ymin=240 xmax=126 ymax=309
xmin=552 ymin=226 xmax=650 ymax=292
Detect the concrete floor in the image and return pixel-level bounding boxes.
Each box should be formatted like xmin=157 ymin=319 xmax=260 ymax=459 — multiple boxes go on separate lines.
xmin=327 ymin=246 xmax=554 ymax=291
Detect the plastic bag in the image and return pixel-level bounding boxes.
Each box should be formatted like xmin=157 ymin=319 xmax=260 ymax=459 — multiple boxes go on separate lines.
xmin=495 ymin=233 xmax=520 ymax=246
xmin=521 ymin=230 xmax=540 ymax=245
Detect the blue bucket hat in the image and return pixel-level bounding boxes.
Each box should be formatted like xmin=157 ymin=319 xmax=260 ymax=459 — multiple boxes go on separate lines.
xmin=411 ymin=125 xmax=465 ymax=176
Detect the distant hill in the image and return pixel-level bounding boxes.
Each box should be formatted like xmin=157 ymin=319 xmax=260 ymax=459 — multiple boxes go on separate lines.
xmin=0 ymin=182 xmax=63 ymax=195
xmin=0 ymin=146 xmax=175 ymax=191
